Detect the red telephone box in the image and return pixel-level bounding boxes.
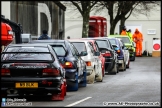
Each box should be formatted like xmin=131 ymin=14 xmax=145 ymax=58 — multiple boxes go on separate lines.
xmin=1 ymin=22 xmax=14 ymax=46
xmin=89 ymin=16 xmax=102 ymax=37
xmin=89 ymin=16 xmax=107 ymax=37
xmin=98 ymin=16 xmax=107 ymax=37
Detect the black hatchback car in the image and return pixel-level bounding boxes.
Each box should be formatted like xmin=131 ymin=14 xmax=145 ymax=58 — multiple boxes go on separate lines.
xmin=30 ymin=40 xmax=87 ymax=91
xmin=1 ymin=44 xmax=66 ymax=101
xmin=82 ymin=37 xmax=119 ymax=74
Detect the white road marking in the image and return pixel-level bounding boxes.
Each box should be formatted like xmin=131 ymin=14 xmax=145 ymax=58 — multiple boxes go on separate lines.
xmin=65 ymin=97 xmax=92 ymax=107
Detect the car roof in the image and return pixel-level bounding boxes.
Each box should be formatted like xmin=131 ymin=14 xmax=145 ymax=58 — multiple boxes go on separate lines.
xmin=82 ymin=37 xmax=108 ymax=41
xmin=8 ymin=43 xmax=49 ymax=47
xmin=31 ymin=39 xmax=70 ymax=43
xmin=68 ymin=39 xmax=88 ymax=43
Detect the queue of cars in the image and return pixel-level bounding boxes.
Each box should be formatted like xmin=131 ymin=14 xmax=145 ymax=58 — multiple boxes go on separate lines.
xmin=1 ymin=35 xmax=135 ymax=101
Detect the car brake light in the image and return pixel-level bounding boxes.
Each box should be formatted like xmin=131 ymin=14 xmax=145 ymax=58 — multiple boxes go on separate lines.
xmin=103 ymin=51 xmax=111 ymax=57
xmin=86 ymin=61 xmax=91 ymax=66
xmin=42 ymin=68 xmax=60 ymax=76
xmin=1 ymin=68 xmax=10 ymax=76
xmin=63 ymin=62 xmax=73 ymax=68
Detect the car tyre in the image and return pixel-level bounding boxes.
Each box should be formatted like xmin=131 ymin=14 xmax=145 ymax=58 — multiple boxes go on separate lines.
xmin=110 ymin=62 xmax=118 ymax=74
xmin=126 ymin=59 xmax=130 ymax=68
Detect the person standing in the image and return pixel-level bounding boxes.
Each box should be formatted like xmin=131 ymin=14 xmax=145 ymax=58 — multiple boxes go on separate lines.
xmin=127 ymin=29 xmax=133 ymax=41
xmin=120 ymin=26 xmax=128 ymax=35
xmin=132 ymin=28 xmax=143 ymax=57
xmin=38 ymin=30 xmax=51 ymax=40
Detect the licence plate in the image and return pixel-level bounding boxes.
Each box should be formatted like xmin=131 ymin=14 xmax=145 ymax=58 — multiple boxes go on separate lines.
xmin=15 ymin=82 xmax=38 ymax=88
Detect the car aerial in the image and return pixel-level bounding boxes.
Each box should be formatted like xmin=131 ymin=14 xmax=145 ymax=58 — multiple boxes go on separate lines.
xmin=108 ymin=35 xmax=136 ymax=61
xmin=68 ymin=39 xmax=103 ymax=83
xmin=108 ymin=37 xmax=129 ymax=70
xmin=81 ymin=39 xmax=106 ymax=77
xmin=1 ymin=44 xmax=66 ymax=101
xmin=30 ymin=40 xmax=87 ymax=91
xmin=82 ymin=37 xmax=119 ymax=74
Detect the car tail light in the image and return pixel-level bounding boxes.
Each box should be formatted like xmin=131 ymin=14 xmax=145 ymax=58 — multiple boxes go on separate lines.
xmin=62 ymin=62 xmax=73 ymax=68
xmin=116 ymin=50 xmax=120 ymax=54
xmin=86 ymin=61 xmax=91 ymax=66
xmin=42 ymin=68 xmax=60 ymax=76
xmin=103 ymin=51 xmax=111 ymax=57
xmin=1 ymin=68 xmax=10 ymax=76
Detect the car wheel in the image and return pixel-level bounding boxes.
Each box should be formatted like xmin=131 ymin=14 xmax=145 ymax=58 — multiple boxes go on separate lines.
xmin=110 ymin=62 xmax=117 ymax=74
xmin=87 ymin=68 xmax=95 ymax=84
xmin=131 ymin=52 xmax=136 ymax=61
xmin=126 ymin=59 xmax=130 ymax=68
xmin=124 ymin=61 xmax=126 ymax=71
xmin=51 ymin=84 xmax=65 ymax=101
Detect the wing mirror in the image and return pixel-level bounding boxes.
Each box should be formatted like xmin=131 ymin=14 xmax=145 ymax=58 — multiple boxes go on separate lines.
xmin=112 ymin=44 xmax=118 ymax=50
xmin=80 ymin=51 xmax=88 ymax=56
xmin=94 ymin=51 xmax=100 ymax=56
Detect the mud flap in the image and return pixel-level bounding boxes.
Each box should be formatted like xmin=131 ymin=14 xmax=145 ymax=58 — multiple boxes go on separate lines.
xmin=87 ymin=69 xmax=95 ymax=84
xmin=51 ymin=84 xmax=65 ymax=101
xmin=67 ymin=73 xmax=79 ymax=91
xmin=63 ymin=79 xmax=67 ymax=96
xmin=79 ymin=72 xmax=87 ymax=87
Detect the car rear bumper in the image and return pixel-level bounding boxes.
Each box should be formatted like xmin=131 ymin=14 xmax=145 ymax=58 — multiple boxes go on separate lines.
xmin=1 ymin=77 xmax=63 ymax=94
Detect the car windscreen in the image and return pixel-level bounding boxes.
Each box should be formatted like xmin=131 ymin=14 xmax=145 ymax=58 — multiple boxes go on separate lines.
xmin=95 ymin=40 xmax=109 ymax=48
xmin=116 ymin=37 xmax=131 ymax=44
xmin=1 ymin=47 xmax=54 ymax=61
xmin=51 ymin=45 xmax=66 ymax=57
xmin=71 ymin=42 xmax=86 ymax=54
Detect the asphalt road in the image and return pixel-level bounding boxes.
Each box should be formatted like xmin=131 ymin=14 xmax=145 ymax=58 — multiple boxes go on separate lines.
xmin=4 ymin=57 xmax=161 ymax=107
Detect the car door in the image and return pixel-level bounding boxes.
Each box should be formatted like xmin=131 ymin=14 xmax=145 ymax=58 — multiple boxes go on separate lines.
xmin=121 ymin=40 xmax=129 ymax=63
xmin=87 ymin=42 xmax=100 ymax=75
xmin=68 ymin=43 xmax=82 ymax=76
xmin=107 ymin=39 xmax=117 ymax=62
xmin=70 ymin=43 xmax=84 ymax=75
xmin=119 ymin=40 xmax=127 ymax=63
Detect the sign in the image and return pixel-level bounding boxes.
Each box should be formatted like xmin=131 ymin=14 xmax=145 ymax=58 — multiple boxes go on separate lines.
xmin=152 ymin=39 xmax=160 ymax=51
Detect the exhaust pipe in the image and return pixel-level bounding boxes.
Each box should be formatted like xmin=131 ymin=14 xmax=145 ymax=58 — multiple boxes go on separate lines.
xmin=7 ymin=89 xmax=18 ymax=94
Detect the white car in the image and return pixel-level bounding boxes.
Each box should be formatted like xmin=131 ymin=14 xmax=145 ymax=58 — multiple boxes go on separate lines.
xmin=69 ymin=39 xmax=103 ymax=84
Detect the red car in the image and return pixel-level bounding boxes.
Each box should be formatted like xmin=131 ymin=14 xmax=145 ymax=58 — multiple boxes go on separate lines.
xmin=81 ymin=39 xmax=106 ymax=77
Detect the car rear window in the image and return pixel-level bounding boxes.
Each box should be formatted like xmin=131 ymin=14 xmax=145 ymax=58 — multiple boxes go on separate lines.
xmin=1 ymin=47 xmax=54 ymax=61
xmin=52 ymin=45 xmax=66 ymax=57
xmin=95 ymin=40 xmax=109 ymax=48
xmin=109 ymin=39 xmax=117 ymax=45
xmin=116 ymin=37 xmax=131 ymax=44
xmin=71 ymin=42 xmax=86 ymax=54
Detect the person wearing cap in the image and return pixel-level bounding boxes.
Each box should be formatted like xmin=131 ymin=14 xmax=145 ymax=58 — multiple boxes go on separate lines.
xmin=120 ymin=26 xmax=128 ymax=35
xmin=127 ymin=29 xmax=133 ymax=41
xmin=132 ymin=28 xmax=143 ymax=57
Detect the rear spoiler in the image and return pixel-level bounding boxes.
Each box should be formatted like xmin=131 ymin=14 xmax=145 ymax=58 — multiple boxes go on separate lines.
xmin=1 ymin=52 xmax=54 ymax=63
